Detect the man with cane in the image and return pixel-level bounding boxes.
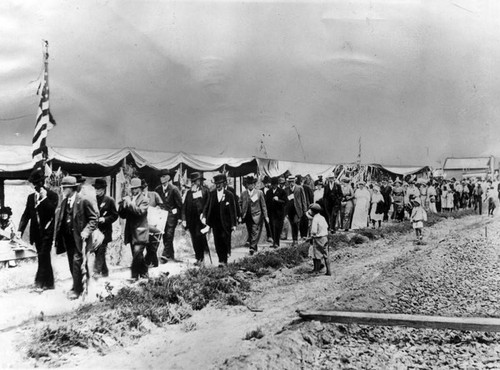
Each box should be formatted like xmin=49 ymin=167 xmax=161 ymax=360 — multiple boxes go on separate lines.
xmin=53 ymin=176 xmax=98 ymax=300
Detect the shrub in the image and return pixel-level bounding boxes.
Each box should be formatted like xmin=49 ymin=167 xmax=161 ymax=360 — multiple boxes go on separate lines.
xmin=244 ymin=327 xmax=264 ymax=340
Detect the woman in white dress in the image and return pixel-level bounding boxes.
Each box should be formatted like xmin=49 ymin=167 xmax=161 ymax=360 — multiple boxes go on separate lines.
xmin=351 ymin=181 xmax=371 ymax=230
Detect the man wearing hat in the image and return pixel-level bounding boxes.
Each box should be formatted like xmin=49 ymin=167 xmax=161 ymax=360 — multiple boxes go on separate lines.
xmin=339 ymin=177 xmax=354 ymax=231
xmin=323 ymin=173 xmax=343 ymax=232
xmin=118 ymin=177 xmax=150 ymax=280
xmin=53 ymin=175 xmax=98 ymax=299
xmin=182 ymin=172 xmax=210 ymax=265
xmin=380 ymin=179 xmax=392 ymax=222
xmin=92 ymin=178 xmax=118 ymax=278
xmin=154 ymin=169 xmax=182 ymax=263
xmin=240 ymin=175 xmax=269 ymax=255
xmin=18 ymin=167 xmax=59 ymax=291
xmin=265 ymin=177 xmax=287 ymax=247
xmin=203 ymin=174 xmax=237 ymax=266
xmin=285 ymin=175 xmax=308 ymax=246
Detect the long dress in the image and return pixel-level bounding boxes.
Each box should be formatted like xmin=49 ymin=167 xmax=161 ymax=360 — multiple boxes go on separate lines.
xmin=370 ymin=192 xmax=384 ymax=222
xmin=351 ymin=187 xmax=371 ymax=230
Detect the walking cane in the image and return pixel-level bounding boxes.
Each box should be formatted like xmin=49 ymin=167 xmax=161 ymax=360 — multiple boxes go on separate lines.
xmin=81 ymin=235 xmax=89 ymax=299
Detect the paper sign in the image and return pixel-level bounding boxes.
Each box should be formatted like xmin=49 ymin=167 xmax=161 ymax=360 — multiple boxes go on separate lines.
xmin=250 ymin=194 xmax=258 ymax=203
xmin=288 ymin=194 xmax=294 ymax=200
xmin=192 ymin=191 xmax=202 ymax=199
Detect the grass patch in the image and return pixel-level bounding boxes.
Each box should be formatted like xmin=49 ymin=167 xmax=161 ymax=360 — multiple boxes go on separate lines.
xmin=244 ymin=327 xmax=264 ymax=340
xmin=26 ymin=209 xmax=475 ymax=362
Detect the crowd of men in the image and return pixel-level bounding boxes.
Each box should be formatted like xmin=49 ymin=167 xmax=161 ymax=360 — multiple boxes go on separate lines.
xmin=1 ymin=166 xmax=497 ymax=299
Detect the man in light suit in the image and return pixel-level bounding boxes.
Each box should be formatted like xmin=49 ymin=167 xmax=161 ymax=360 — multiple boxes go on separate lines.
xmin=119 ymin=177 xmax=150 ymax=280
xmin=285 ymin=175 xmax=308 ymax=246
xmin=240 ymin=175 xmax=269 ymax=255
xmin=204 ymin=174 xmax=237 ymax=267
xmin=155 ymin=169 xmax=182 ymax=263
xmin=53 ymin=176 xmax=98 ymax=300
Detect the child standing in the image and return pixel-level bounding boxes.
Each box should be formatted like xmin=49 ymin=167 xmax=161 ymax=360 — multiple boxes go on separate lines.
xmin=410 ymin=198 xmax=427 ymax=242
xmin=485 ymin=180 xmax=496 ymax=216
xmin=306 ymin=203 xmax=331 ymax=276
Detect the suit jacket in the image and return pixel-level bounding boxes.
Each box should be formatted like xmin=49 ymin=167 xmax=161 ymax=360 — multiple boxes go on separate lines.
xmin=154 ymin=182 xmax=182 ymax=218
xmin=19 ymin=189 xmax=59 ymax=245
xmin=118 ymin=193 xmax=149 ymax=245
xmin=182 ymin=186 xmax=210 ymax=229
xmin=302 ymin=184 xmax=314 ymax=205
xmin=240 ymin=189 xmax=268 ymax=224
xmin=204 ymin=189 xmax=237 ymax=234
xmin=323 ymin=181 xmax=343 ymax=213
xmin=265 ymin=187 xmax=287 ymax=219
xmin=53 ymin=193 xmax=98 ymax=254
xmin=225 ymin=185 xmax=241 ymax=218
xmin=285 ymin=185 xmax=308 ymax=218
xmin=96 ymin=194 xmax=119 ymax=244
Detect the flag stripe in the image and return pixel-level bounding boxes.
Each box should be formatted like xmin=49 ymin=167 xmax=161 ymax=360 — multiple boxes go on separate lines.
xmin=32 ymin=49 xmax=56 ymax=165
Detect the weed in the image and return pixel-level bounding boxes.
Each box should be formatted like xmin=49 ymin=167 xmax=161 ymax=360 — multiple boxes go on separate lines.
xmin=244 ymin=327 xmax=264 ymax=340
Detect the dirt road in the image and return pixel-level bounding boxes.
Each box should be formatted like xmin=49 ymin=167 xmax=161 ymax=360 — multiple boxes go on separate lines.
xmin=2 ymin=212 xmax=499 ymax=369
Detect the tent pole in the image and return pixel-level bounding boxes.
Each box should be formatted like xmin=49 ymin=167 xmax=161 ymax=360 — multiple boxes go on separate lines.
xmin=0 ymin=179 xmax=4 ymax=208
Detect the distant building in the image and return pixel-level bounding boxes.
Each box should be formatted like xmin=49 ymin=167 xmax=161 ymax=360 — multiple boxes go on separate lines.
xmin=442 ymin=156 xmax=496 ymax=180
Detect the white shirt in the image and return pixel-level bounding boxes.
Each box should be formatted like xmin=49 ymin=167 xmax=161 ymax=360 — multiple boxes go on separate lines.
xmin=67 ymin=193 xmax=76 ymax=208
xmin=217 ymin=189 xmax=224 ymax=202
xmin=311 ymin=213 xmax=328 ymax=237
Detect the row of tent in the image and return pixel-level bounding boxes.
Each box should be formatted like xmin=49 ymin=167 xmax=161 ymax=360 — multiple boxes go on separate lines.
xmin=0 ymin=144 xmax=431 ymax=181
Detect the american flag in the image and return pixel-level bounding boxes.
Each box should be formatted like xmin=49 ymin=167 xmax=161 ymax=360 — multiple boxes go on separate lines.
xmin=32 ymin=40 xmax=56 ymax=167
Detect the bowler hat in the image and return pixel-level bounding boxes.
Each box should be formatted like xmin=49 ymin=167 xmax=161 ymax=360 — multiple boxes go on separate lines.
xmin=287 ymin=176 xmax=295 ymax=182
xmin=245 ymin=175 xmax=257 ymax=184
xmin=309 ymin=203 xmax=322 ymax=212
xmin=28 ymin=168 xmax=45 ymax=185
xmin=189 ymin=172 xmax=205 ymax=182
xmin=130 ymin=178 xmax=142 ymax=189
xmin=92 ymin=178 xmax=107 ymax=189
xmin=262 ymin=176 xmax=271 ymax=184
xmin=61 ymin=176 xmax=78 ymax=188
xmin=72 ymin=174 xmax=86 ymax=184
xmin=213 ymin=174 xmax=226 ymax=184
xmin=270 ymin=177 xmax=279 ymax=185
xmin=0 ymin=206 xmax=12 ymax=216
xmin=159 ymin=169 xmax=174 ymax=177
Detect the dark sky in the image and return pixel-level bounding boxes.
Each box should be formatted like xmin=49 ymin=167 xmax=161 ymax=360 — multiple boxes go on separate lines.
xmin=1 ymin=0 xmax=499 ymax=167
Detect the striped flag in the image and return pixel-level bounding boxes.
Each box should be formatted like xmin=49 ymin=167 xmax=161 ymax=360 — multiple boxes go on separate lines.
xmin=32 ymin=40 xmax=56 ymax=167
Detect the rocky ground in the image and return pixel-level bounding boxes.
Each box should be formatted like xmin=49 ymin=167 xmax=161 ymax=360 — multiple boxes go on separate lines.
xmin=2 ymin=211 xmax=500 ymax=369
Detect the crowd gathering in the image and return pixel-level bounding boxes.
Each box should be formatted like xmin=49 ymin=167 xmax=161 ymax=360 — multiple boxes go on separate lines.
xmin=0 ymin=166 xmax=498 ymax=298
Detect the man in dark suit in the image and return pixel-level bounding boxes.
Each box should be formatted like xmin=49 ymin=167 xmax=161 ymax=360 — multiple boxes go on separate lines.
xmin=18 ymin=168 xmax=59 ymax=291
xmin=92 ymin=178 xmax=118 ymax=278
xmin=323 ymin=174 xmax=343 ymax=232
xmin=155 ymin=169 xmax=182 ymax=263
xmin=203 ymin=174 xmax=237 ymax=267
xmin=182 ymin=172 xmax=210 ymax=265
xmin=265 ymin=177 xmax=287 ymax=247
xmin=53 ymin=176 xmax=98 ymax=299
xmin=380 ymin=179 xmax=392 ymax=221
xmin=285 ymin=175 xmax=308 ymax=246
xmin=118 ymin=177 xmax=150 ymax=280
xmin=240 ymin=175 xmax=269 ymax=255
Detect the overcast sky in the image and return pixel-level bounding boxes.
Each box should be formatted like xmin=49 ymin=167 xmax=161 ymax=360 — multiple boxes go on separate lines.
xmin=1 ymin=0 xmax=499 ymax=166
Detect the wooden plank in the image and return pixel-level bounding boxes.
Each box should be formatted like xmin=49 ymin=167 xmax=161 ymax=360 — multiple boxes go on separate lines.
xmin=297 ymin=310 xmax=500 ymax=332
